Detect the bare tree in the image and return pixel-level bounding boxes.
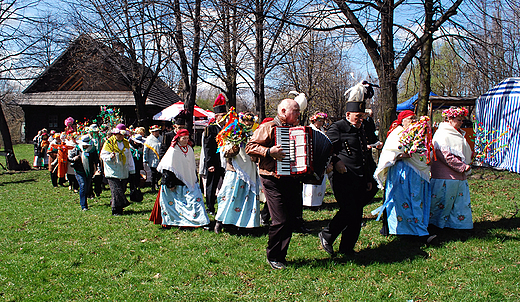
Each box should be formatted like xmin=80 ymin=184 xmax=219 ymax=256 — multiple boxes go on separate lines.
xmin=454 ymin=0 xmax=520 ymax=95
xmin=235 ymin=0 xmax=319 ymax=120
xmin=198 ymin=0 xmax=250 ymax=109
xmin=0 ymin=0 xmax=41 ymax=169
xmin=67 ymin=0 xmax=172 ymax=128
xmin=328 ymin=0 xmax=463 ymax=141
xmin=276 ymin=30 xmax=355 ymax=122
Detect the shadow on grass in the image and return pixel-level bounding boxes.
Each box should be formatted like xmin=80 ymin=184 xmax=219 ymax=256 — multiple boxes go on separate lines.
xmin=123 ymin=209 xmax=152 ymax=215
xmin=296 ymin=216 xmax=520 ymax=268
xmin=429 ymin=216 xmax=520 ymax=244
xmin=290 ymin=237 xmax=430 ymax=268
xmin=0 ymin=178 xmax=37 ymax=186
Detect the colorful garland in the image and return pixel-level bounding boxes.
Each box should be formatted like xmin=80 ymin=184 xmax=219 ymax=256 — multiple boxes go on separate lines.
xmin=216 ymin=107 xmax=257 ymax=152
xmin=398 ymin=116 xmax=436 ymax=163
xmin=473 ymin=119 xmax=510 ymax=161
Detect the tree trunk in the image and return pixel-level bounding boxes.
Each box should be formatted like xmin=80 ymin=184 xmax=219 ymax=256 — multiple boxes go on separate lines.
xmin=186 ymin=0 xmax=202 ymax=135
xmin=133 ymin=89 xmax=148 ymax=129
xmin=378 ymin=0 xmax=397 ymax=143
xmin=0 ymin=105 xmax=19 ymax=170
xmin=254 ymin=0 xmax=266 ymax=120
xmin=417 ymin=0 xmax=434 ymax=117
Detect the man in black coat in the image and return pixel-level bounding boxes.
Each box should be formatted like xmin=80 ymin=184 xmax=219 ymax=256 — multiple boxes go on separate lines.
xmin=318 ymin=100 xmax=377 ymax=256
xmin=202 ymin=94 xmax=227 ymax=214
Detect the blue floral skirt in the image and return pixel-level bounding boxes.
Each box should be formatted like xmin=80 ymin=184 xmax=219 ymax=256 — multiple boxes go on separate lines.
xmin=383 ymin=161 xmax=431 ymax=236
xmin=430 ymin=179 xmax=473 ymax=229
xmin=215 ymin=171 xmax=260 ymax=228
xmin=159 ymin=184 xmax=209 ymax=227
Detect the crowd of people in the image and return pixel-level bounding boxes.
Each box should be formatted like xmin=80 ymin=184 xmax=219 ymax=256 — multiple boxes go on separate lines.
xmin=31 ymin=83 xmax=474 ymax=270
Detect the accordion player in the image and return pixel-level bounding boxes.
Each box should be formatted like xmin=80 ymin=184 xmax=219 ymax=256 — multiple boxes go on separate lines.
xmin=274 ymin=126 xmax=333 ymax=184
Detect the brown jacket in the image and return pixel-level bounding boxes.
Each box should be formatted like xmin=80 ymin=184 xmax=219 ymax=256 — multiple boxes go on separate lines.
xmin=245 ymin=117 xmax=285 ymax=177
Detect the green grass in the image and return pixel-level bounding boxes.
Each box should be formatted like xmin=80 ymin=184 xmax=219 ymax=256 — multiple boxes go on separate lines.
xmin=1 ymin=144 xmax=519 ymax=301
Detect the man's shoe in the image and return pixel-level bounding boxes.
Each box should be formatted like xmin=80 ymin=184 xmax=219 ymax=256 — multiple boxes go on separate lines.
xmin=267 ymin=259 xmax=286 ymax=270
xmin=294 ymin=225 xmax=312 ymax=234
xmin=214 ymin=221 xmax=223 ymax=234
xmin=318 ymin=231 xmax=334 ymax=256
xmin=337 ymin=249 xmax=359 ymax=257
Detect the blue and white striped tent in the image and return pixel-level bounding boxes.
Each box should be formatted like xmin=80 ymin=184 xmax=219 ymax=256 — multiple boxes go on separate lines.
xmin=475 ymin=78 xmax=520 ymax=173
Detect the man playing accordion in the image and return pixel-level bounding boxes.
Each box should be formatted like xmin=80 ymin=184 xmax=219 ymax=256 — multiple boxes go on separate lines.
xmin=245 ymin=98 xmax=302 ymax=270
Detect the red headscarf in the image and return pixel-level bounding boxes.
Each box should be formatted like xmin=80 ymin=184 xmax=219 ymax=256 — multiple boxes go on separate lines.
xmin=171 ymin=129 xmax=193 ymax=148
xmin=387 ymin=110 xmax=415 ymax=137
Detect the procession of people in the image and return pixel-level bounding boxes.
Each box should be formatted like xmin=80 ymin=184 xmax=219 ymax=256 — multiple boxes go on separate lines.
xmin=30 ymin=84 xmax=475 ymax=270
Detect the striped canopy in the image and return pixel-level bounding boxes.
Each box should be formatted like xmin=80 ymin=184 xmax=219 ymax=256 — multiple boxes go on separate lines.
xmin=475 ymin=78 xmax=520 ymax=173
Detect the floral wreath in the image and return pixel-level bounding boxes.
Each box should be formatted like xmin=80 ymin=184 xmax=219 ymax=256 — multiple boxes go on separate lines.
xmin=442 ymin=107 xmax=468 ymax=119
xmin=239 ymin=112 xmax=258 ymax=123
xmin=310 ymin=112 xmax=328 ymax=122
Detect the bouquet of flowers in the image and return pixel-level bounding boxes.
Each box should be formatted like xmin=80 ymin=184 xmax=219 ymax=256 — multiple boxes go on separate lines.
xmin=398 ymin=116 xmax=435 ymax=163
xmin=216 ymin=107 xmax=255 ymax=153
xmin=473 ymin=119 xmax=510 ymax=162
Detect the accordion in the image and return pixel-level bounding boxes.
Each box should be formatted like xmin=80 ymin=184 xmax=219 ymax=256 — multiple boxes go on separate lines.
xmin=274 ymin=126 xmax=333 ymax=184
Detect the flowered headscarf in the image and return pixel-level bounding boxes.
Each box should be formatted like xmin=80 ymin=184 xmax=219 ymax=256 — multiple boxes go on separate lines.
xmin=310 ymin=112 xmax=328 ymax=122
xmin=442 ymin=107 xmax=468 ymax=119
xmin=387 ymin=110 xmax=415 ymax=137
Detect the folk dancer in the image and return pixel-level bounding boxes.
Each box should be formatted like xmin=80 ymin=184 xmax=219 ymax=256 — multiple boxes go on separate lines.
xmin=151 ymin=129 xmax=209 ymax=228
xmin=246 ymin=98 xmax=302 ymax=269
xmin=214 ymin=111 xmax=261 ymax=233
xmin=100 ymin=125 xmax=135 ymax=216
xmin=69 ymin=135 xmax=101 ymax=211
xmin=430 ymin=107 xmax=473 ymax=230
xmin=203 ymin=94 xmax=228 ymax=215
xmin=144 ymin=125 xmax=162 ymax=193
xmin=318 ymin=82 xmax=379 ymax=257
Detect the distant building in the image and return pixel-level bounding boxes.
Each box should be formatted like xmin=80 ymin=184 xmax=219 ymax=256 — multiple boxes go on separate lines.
xmin=15 ymin=35 xmax=181 ymax=140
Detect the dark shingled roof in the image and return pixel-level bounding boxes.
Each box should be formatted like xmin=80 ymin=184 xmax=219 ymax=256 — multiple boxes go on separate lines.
xmin=18 ymin=34 xmax=181 ymax=108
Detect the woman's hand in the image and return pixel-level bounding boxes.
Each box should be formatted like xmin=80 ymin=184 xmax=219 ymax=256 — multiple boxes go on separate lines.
xmin=326 ymin=162 xmax=333 ymax=174
xmin=397 ymin=152 xmax=411 ymax=160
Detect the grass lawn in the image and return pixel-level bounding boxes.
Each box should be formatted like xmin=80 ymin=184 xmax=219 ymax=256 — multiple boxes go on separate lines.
xmin=1 ymin=144 xmax=519 ymax=301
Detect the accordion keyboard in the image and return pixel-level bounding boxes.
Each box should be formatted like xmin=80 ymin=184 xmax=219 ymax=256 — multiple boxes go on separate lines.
xmin=275 ymin=127 xmax=292 ymax=175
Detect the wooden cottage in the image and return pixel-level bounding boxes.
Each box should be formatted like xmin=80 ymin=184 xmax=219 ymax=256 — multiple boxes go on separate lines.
xmin=15 ymin=35 xmax=181 ymax=139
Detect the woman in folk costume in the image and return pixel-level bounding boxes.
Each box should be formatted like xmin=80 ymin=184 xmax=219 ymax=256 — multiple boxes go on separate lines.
xmin=143 ymin=125 xmax=162 ymax=193
xmin=49 ymin=133 xmax=73 ymax=187
xmin=33 ymin=130 xmax=43 ymax=168
xmin=128 ymin=133 xmax=145 ymax=202
xmin=151 ymin=129 xmax=209 ymax=228
xmin=100 ymin=125 xmax=135 ymax=216
xmin=302 ymin=112 xmax=329 ymax=208
xmin=40 ymin=132 xmax=49 ymax=169
xmin=88 ymin=124 xmax=104 ymax=198
xmin=373 ymin=110 xmax=435 ymax=241
xmin=214 ymin=111 xmax=262 ymax=234
xmin=430 ymin=107 xmax=473 ymax=229
xmin=69 ymin=135 xmax=101 ymax=211
xmin=47 ymin=133 xmax=60 ymax=187
xmin=66 ymin=133 xmax=80 ymax=193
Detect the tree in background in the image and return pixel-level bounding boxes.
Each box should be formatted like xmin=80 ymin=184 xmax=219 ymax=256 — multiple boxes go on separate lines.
xmin=276 ymin=30 xmax=355 ymax=122
xmin=68 ymin=0 xmax=172 ymax=129
xmin=328 ymin=0 xmax=463 ymax=141
xmin=0 ymin=0 xmax=42 ymax=170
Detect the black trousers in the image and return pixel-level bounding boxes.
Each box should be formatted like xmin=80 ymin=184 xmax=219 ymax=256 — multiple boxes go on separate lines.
xmin=205 ymin=168 xmax=224 ymax=213
xmin=150 ymin=167 xmax=160 ymax=191
xmin=92 ymin=174 xmax=103 ymax=197
xmin=321 ymin=171 xmax=368 ymax=253
xmin=261 ymin=175 xmax=302 ymax=263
